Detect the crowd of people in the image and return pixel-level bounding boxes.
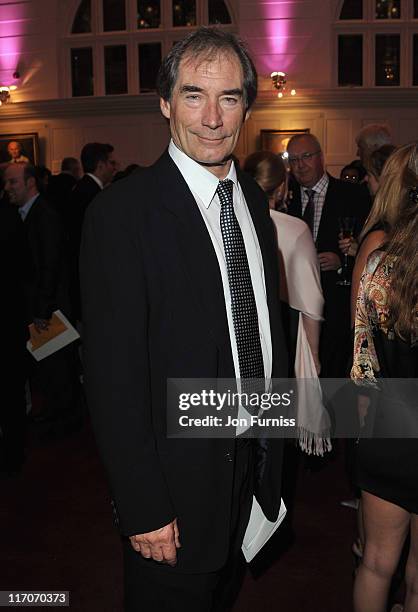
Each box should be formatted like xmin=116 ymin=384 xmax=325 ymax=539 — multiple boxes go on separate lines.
xmin=1 ymin=26 xmax=417 ymax=612
xmin=0 ymin=145 xmax=143 ymax=465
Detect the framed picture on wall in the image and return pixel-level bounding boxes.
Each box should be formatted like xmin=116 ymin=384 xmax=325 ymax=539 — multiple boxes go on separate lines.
xmin=260 ymin=129 xmax=310 ymax=155
xmin=0 ymin=132 xmax=39 ymax=167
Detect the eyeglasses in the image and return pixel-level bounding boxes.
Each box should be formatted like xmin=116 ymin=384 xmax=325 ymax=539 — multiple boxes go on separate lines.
xmin=288 ymin=150 xmax=321 ymax=165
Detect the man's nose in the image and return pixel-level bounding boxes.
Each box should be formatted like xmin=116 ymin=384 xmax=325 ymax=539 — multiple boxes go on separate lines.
xmin=202 ymin=100 xmax=223 ymax=129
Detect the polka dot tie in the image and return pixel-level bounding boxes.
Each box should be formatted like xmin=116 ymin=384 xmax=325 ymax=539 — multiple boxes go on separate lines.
xmin=217 ymin=179 xmax=264 ymax=381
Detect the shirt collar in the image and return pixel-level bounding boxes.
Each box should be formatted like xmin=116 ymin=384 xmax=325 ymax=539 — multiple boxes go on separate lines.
xmin=304 ymin=172 xmax=329 ymax=195
xmin=86 ymin=172 xmax=104 ymax=190
xmin=168 ymin=139 xmax=238 ymax=209
xmin=19 ymin=193 xmax=39 ymax=220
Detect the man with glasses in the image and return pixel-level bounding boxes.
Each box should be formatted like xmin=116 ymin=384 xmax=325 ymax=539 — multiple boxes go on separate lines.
xmin=286 ymin=133 xmax=370 ymax=377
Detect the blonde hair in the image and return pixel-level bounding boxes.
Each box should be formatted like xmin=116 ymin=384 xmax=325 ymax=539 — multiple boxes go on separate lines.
xmin=359 ymin=143 xmax=412 ymax=243
xmin=243 ymin=151 xmax=286 ymax=196
xmin=382 ymin=142 xmax=418 ymax=340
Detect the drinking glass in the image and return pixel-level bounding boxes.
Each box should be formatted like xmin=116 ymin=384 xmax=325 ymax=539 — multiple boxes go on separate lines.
xmin=337 ymin=216 xmax=356 ymax=286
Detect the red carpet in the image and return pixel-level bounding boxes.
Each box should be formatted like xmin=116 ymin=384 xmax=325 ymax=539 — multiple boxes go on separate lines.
xmin=1 ymin=426 xmax=357 ymax=611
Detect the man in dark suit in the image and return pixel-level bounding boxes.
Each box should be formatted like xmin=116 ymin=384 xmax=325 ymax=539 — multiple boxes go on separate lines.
xmin=81 ymin=27 xmax=287 ymax=612
xmin=68 ymin=143 xmax=116 ymax=321
xmin=0 ymin=186 xmax=28 ymax=475
xmin=4 ymin=162 xmax=81 ymax=439
xmin=47 ymin=156 xmax=82 ymax=218
xmin=286 ymin=133 xmax=371 ymax=377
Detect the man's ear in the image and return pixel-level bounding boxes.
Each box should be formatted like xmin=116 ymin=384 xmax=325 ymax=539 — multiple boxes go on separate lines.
xmin=26 ymin=176 xmax=36 ymax=190
xmin=95 ymin=160 xmax=105 ymax=176
xmin=160 ymin=98 xmax=171 ymax=120
xmin=244 ymin=108 xmax=251 ymax=123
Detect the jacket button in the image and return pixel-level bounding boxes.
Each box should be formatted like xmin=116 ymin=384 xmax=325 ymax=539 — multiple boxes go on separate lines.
xmin=225 ymin=452 xmax=233 ymax=462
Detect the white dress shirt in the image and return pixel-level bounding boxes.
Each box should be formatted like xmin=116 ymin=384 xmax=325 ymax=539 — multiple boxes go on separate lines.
xmin=168 ymin=140 xmax=272 ymax=380
xmin=18 ymin=193 xmax=39 ymax=221
xmin=86 ymin=173 xmax=104 ymax=190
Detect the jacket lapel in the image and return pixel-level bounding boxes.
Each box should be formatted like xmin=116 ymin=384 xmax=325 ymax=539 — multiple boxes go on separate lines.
xmin=23 ymin=195 xmax=41 ymax=226
xmin=315 ymin=174 xmax=336 ymax=250
xmin=153 ymin=153 xmax=234 ymax=371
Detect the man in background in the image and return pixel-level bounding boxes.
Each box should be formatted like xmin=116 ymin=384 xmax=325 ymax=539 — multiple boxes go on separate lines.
xmin=4 ymin=162 xmax=81 ymax=440
xmin=355 ymin=123 xmax=393 ymax=167
xmin=48 ymin=157 xmax=82 ymax=218
xmin=286 ymin=133 xmax=370 ymax=377
xmin=0 ymin=173 xmax=28 ymax=475
xmin=68 ymin=143 xmax=116 ymax=321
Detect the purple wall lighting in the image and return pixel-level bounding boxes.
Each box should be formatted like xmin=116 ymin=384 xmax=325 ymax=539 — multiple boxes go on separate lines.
xmin=0 ymin=1 xmax=26 ymax=87
xmin=241 ymin=0 xmax=295 ymax=78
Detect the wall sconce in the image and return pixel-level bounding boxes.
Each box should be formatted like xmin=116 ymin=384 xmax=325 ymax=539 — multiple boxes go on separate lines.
xmin=270 ymin=71 xmax=296 ymax=99
xmin=0 ymin=85 xmax=17 ymax=106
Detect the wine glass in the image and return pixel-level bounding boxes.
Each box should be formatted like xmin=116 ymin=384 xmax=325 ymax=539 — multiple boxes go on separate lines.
xmin=337 ymin=217 xmax=356 ymax=286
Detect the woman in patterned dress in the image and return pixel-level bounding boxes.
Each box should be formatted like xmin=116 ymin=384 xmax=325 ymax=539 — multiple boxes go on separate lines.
xmin=351 ymin=142 xmax=418 ymax=612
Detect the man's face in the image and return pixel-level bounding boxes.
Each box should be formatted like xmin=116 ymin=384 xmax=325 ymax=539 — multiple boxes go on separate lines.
xmin=160 ymin=51 xmax=248 ymax=179
xmin=341 ymin=169 xmax=359 ymax=183
xmin=97 ymin=152 xmax=117 ymax=186
xmin=287 ymin=137 xmax=325 ymax=188
xmin=8 ymin=141 xmax=21 ymax=160
xmin=4 ymin=164 xmax=30 ymax=206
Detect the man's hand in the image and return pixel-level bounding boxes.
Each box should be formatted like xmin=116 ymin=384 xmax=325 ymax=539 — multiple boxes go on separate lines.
xmin=33 ymin=318 xmax=50 ymax=333
xmin=129 ymin=518 xmax=181 ymax=566
xmin=318 ymin=252 xmax=341 ymax=272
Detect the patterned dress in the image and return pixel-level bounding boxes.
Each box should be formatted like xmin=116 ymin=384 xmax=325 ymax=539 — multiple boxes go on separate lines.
xmin=351 ymin=251 xmax=418 ymax=513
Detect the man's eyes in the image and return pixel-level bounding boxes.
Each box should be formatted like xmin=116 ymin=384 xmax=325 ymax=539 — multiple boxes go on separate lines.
xmin=184 ymin=95 xmax=239 ymax=104
xmin=222 ymin=96 xmax=238 ymax=105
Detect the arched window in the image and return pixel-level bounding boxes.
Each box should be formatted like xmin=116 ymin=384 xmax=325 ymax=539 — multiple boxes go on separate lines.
xmin=336 ymin=0 xmax=418 ymax=87
xmin=209 ymin=0 xmax=232 ymax=25
xmin=340 ymin=0 xmax=363 ymax=19
xmin=66 ymin=0 xmax=234 ymax=97
xmin=72 ymin=0 xmax=92 ymax=33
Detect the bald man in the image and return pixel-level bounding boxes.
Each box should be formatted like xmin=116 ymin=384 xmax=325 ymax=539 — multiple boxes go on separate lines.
xmin=7 ymin=141 xmax=29 ymax=164
xmin=286 ymin=133 xmax=371 ymax=377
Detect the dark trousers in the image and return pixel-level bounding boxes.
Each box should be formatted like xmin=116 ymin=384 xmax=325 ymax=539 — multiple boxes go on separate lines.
xmin=29 ymin=343 xmax=82 ymax=434
xmin=0 ymin=348 xmax=27 ymax=471
xmin=123 ymin=441 xmax=254 ymax=612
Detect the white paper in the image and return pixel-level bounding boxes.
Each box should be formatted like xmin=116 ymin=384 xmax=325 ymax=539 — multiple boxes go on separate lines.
xmin=242 ymin=496 xmax=287 ymax=562
xmin=27 ymin=310 xmax=80 ymax=361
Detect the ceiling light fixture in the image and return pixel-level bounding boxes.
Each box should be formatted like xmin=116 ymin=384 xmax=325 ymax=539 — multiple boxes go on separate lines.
xmin=270 ymin=71 xmax=297 ymax=99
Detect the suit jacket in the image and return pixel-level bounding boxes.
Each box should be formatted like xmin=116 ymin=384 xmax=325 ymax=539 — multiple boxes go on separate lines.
xmin=47 ymin=173 xmax=78 ymax=220
xmin=23 ymin=195 xmax=69 ymax=321
xmin=0 ymin=201 xmax=29 ymax=348
xmin=80 ymin=151 xmax=288 ymax=573
xmin=68 ymin=174 xmax=102 ymax=320
xmin=287 ymin=174 xmax=371 ymax=293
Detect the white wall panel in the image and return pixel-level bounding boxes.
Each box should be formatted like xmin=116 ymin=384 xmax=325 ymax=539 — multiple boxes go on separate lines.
xmin=325 ymin=119 xmax=352 ymax=155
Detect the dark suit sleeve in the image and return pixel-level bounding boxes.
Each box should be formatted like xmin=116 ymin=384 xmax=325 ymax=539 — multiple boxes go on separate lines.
xmin=34 ymin=208 xmax=65 ymax=320
xmin=80 ymin=192 xmax=176 ymax=536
